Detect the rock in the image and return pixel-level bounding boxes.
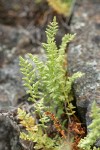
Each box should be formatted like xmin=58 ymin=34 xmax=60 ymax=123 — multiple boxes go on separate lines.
xmin=0 ymin=23 xmax=46 ymax=111
xmin=0 ymin=111 xmax=22 ymax=150
xmin=0 ymin=24 xmax=43 ymax=59
xmin=68 ymin=0 xmax=100 ymax=146
xmin=0 ymin=58 xmax=26 ymax=110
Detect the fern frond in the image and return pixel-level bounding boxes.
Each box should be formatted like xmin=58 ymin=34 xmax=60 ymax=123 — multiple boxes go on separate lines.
xmin=19 ymin=56 xmax=40 ymax=102
xmin=59 ymin=33 xmax=75 ymax=54
xmin=78 ymin=101 xmax=100 ymax=150
xmin=65 ymin=72 xmax=84 ymax=96
xmin=17 ymin=108 xmax=38 ymax=132
xmin=43 ymin=17 xmax=58 ymax=61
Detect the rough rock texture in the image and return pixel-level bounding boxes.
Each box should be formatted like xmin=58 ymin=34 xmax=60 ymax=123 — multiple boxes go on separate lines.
xmin=0 ymin=111 xmax=22 ymax=150
xmin=68 ymin=0 xmax=100 ymax=145
xmin=0 ymin=24 xmax=46 ymax=110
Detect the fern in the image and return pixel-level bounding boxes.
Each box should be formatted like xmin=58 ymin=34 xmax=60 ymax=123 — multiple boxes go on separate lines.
xmin=78 ymin=101 xmax=100 ymax=150
xmin=17 ymin=108 xmax=38 ymax=132
xmin=18 ymin=17 xmax=83 ymax=150
xmin=19 ymin=57 xmax=40 ymax=102
xmin=20 ymin=17 xmax=83 ymax=119
xmin=18 ymin=108 xmax=60 ymax=150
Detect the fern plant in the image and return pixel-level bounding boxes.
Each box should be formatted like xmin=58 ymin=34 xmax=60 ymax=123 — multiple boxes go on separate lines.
xmin=18 ymin=17 xmax=83 ymax=149
xmin=18 ymin=108 xmax=73 ymax=150
xmin=78 ymin=101 xmax=100 ymax=150
xmin=18 ymin=108 xmax=61 ymax=150
xmin=19 ymin=17 xmax=82 ymax=120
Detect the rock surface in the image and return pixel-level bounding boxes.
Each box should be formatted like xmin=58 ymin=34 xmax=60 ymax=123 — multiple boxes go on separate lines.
xmin=68 ymin=0 xmax=100 ymax=146
xmin=0 ymin=111 xmax=22 ymax=150
xmin=0 ymin=24 xmax=46 ymax=110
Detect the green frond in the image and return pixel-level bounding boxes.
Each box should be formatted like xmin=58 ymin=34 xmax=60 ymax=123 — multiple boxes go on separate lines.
xmin=65 ymin=72 xmax=84 ymax=95
xmin=46 ymin=17 xmax=58 ymax=42
xmin=59 ymin=33 xmax=75 ymax=55
xmin=78 ymin=101 xmax=100 ymax=150
xmin=19 ymin=56 xmax=39 ymax=102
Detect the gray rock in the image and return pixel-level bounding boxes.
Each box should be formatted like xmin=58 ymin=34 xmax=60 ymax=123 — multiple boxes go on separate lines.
xmin=0 ymin=23 xmax=46 ymax=111
xmin=0 ymin=58 xmax=26 ymax=110
xmin=0 ymin=112 xmax=22 ymax=150
xmin=68 ymin=0 xmax=100 ymax=146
